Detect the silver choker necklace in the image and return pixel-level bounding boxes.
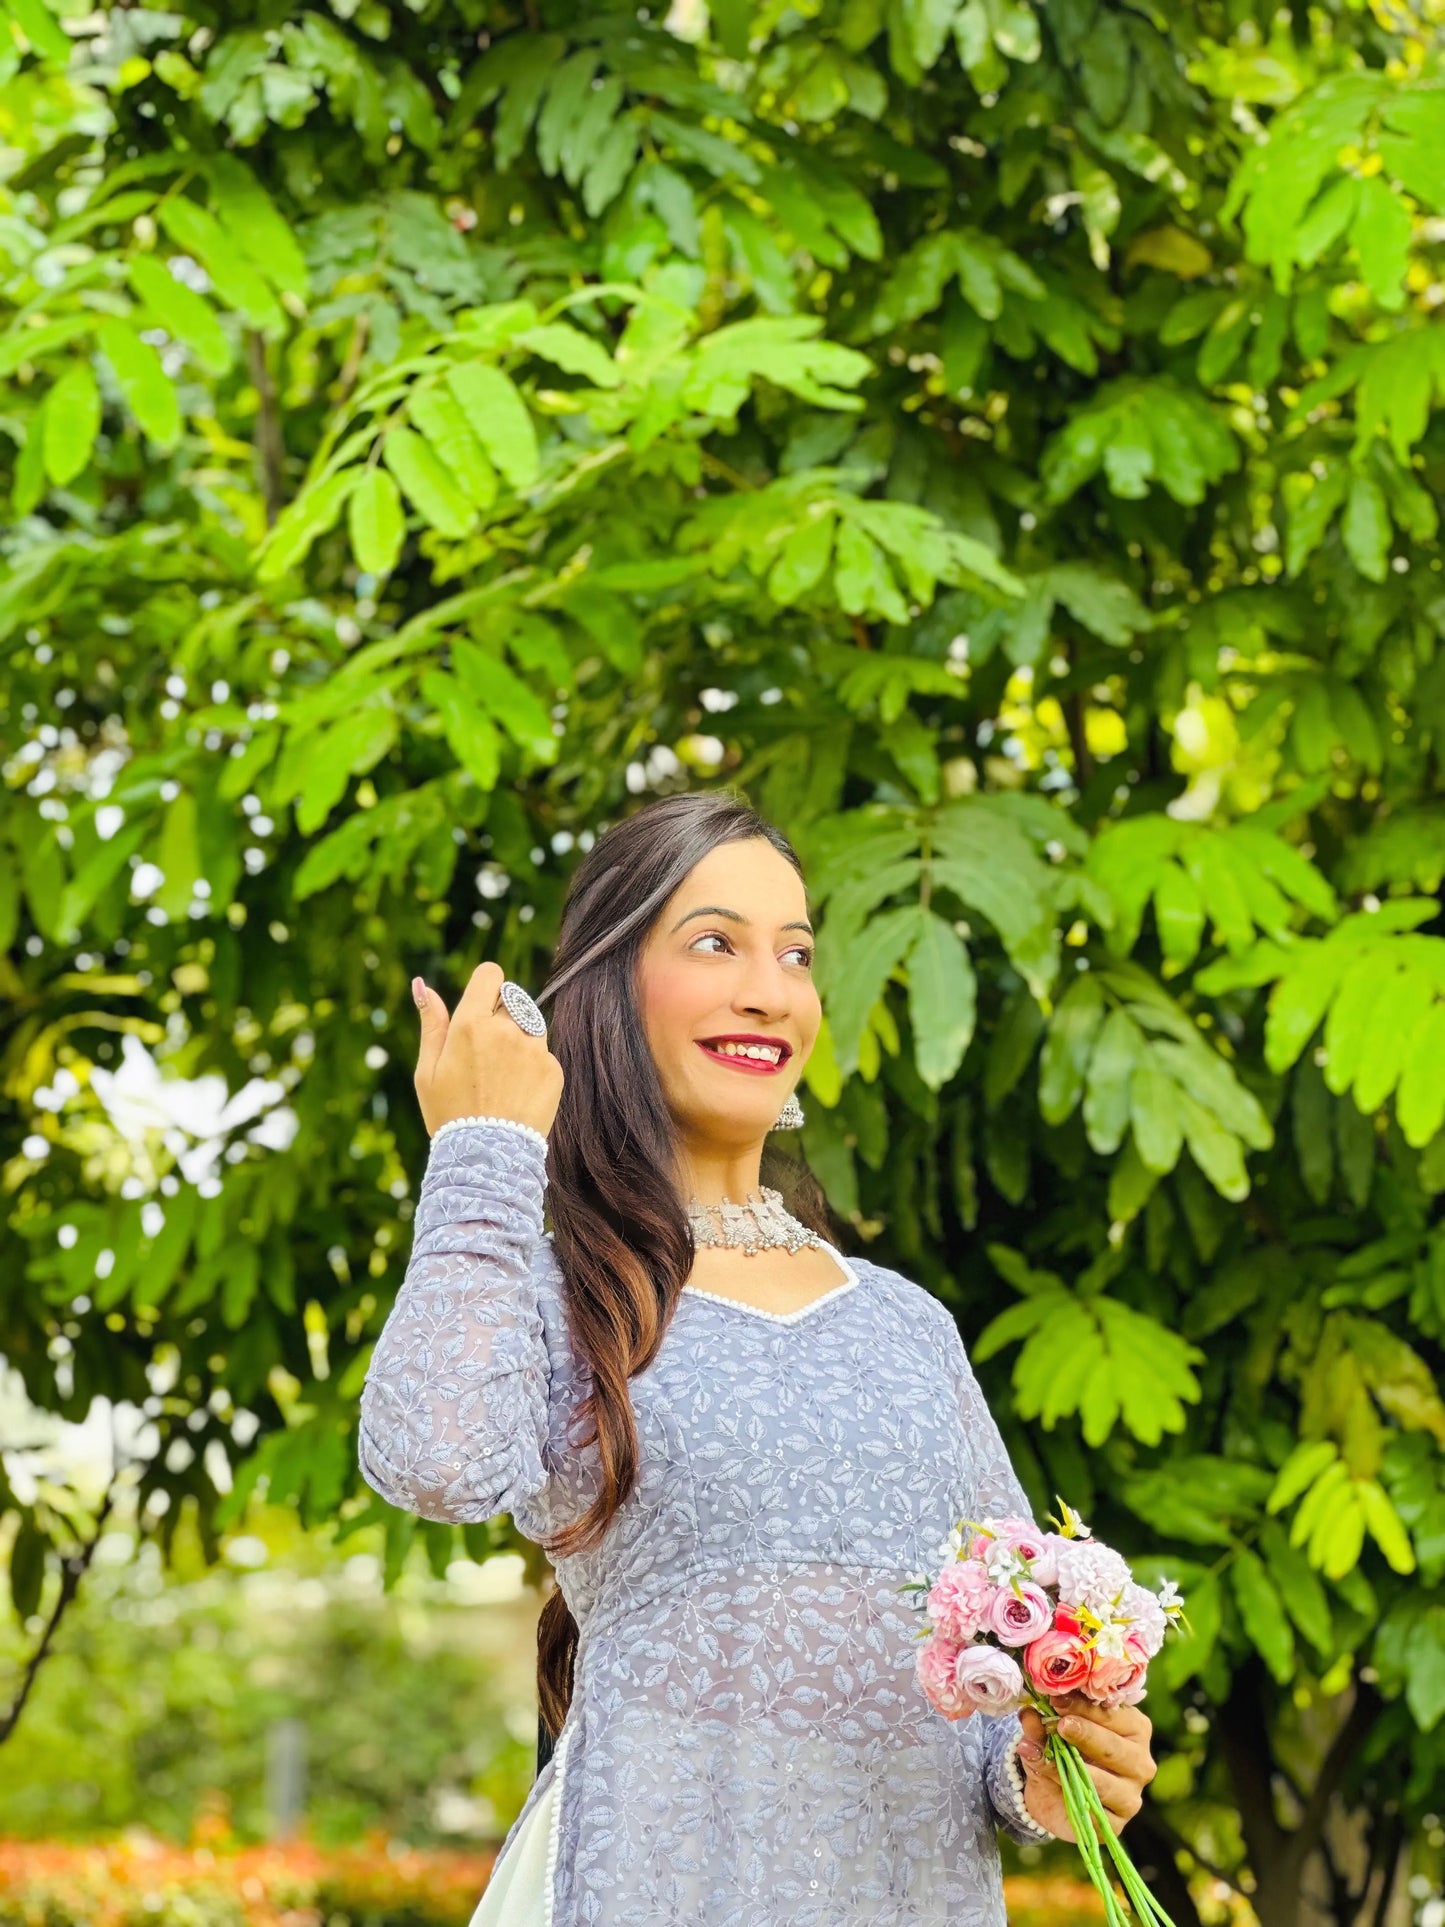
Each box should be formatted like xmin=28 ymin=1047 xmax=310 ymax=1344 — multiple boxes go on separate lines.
xmin=686 ymin=1187 xmax=825 ymax=1257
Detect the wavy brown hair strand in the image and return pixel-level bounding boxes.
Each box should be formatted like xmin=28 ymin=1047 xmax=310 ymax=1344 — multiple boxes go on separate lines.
xmin=528 ymin=790 xmax=840 ymax=1743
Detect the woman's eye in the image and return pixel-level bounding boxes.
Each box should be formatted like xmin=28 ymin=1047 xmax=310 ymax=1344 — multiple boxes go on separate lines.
xmin=690 ymin=932 xmax=813 ymax=968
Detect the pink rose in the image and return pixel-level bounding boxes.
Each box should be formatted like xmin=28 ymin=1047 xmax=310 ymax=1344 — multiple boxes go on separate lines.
xmin=1084 ymin=1632 xmax=1150 ymax=1707
xmin=985 ymin=1518 xmax=1059 ymax=1587
xmin=986 ymin=1581 xmax=1053 ymax=1649
xmin=953 ymin=1643 xmax=1027 ymax=1714
xmin=1023 ymin=1628 xmax=1094 ymax=1699
xmin=916 ymin=1633 xmax=974 ymax=1720
xmin=926 ymin=1559 xmax=993 ymax=1643
xmin=989 ymin=1516 xmax=1045 ymax=1561
xmin=1027 ymin=1533 xmax=1063 ymax=1589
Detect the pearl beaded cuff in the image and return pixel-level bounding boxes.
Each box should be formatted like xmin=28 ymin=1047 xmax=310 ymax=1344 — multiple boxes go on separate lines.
xmin=1000 ymin=1725 xmax=1053 ymax=1839
xmin=430 ymin=1114 xmax=549 ymax=1158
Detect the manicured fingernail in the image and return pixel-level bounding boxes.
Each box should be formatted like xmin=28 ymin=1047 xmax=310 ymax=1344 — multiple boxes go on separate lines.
xmin=1018 ymin=1740 xmax=1043 ymax=1765
xmin=412 ymin=976 xmax=427 ymax=1009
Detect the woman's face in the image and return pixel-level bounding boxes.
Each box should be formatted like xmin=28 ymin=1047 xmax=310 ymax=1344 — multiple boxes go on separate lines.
xmin=636 ymin=838 xmax=820 ymax=1150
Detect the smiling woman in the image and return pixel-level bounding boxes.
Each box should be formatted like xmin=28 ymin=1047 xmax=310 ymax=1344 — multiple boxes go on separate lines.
xmin=357 ymin=790 xmax=1157 ymax=1927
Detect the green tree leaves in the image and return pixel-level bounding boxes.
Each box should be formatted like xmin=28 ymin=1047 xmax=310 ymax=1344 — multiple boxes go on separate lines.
xmin=807 ymin=797 xmax=1061 ymax=1083
xmin=1222 ymin=75 xmax=1445 ymax=307
xmin=39 ymin=362 xmax=100 ymax=485
xmin=1037 ymin=964 xmax=1273 ymax=1203
xmin=907 ymin=910 xmax=977 ymax=1091
xmin=383 ymin=427 xmax=474 ymax=539
xmin=96 ymin=318 xmax=180 ymax=449
xmin=127 ymin=255 xmax=234 ymax=377
xmin=1088 ymin=816 xmax=1336 ymax=970
xmin=974 ymin=1245 xmax=1204 ymax=1446
xmin=1267 ymin=1441 xmax=1417 ymax=1581
xmin=1041 ymin=379 xmax=1240 ymax=505
xmin=445 ymin=363 xmax=540 ymax=488
xmin=1201 ymin=906 xmax=1445 ymax=1147
xmin=348 ymin=468 xmax=405 ymax=576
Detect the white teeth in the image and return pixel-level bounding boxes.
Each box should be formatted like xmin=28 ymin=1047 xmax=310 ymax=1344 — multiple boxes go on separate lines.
xmin=710 ymin=1041 xmax=781 ymax=1063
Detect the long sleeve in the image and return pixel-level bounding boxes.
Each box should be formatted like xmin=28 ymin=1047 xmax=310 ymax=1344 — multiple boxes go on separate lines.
xmin=357 ymin=1118 xmax=556 ymax=1525
xmin=933 ymin=1299 xmax=1055 ymax=1848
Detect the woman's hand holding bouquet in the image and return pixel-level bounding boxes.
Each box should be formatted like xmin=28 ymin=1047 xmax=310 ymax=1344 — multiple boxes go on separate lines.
xmin=1014 ymin=1691 xmax=1156 ymax=1840
xmin=905 ymin=1500 xmax=1186 ymax=1927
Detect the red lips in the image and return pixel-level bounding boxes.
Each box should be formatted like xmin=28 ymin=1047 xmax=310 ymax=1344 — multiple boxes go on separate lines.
xmin=696 ymin=1038 xmax=790 ymax=1073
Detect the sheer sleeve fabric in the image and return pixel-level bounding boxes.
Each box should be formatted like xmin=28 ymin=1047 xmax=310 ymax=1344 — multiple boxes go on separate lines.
xmin=357 ymin=1118 xmax=559 ymax=1527
xmin=932 ymin=1296 xmax=1055 ymax=1848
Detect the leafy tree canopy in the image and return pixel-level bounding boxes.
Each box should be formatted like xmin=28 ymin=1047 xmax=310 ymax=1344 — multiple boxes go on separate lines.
xmin=2 ymin=1 xmax=1444 ymax=1919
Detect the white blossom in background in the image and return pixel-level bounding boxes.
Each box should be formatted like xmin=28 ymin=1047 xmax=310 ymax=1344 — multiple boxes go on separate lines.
xmin=0 ymin=1366 xmax=146 ymax=1506
xmin=89 ymin=1032 xmax=298 ymax=1185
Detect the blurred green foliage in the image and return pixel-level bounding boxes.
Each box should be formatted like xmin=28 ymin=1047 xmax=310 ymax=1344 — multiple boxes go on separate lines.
xmin=0 ymin=1508 xmax=538 ymax=1845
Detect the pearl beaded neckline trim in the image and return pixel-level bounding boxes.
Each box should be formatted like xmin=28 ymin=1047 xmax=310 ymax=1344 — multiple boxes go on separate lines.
xmin=682 ymin=1245 xmax=859 ymax=1323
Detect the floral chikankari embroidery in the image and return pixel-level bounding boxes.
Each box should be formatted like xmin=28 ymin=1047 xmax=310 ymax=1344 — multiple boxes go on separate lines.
xmin=359 ymin=1121 xmax=1047 ymax=1926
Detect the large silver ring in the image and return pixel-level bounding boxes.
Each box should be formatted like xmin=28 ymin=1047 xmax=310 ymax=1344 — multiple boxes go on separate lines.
xmin=499 ymin=979 xmax=547 ymax=1038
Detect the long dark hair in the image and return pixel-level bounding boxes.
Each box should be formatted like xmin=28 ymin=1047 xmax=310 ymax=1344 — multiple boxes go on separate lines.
xmin=528 ymin=789 xmax=840 ymax=1742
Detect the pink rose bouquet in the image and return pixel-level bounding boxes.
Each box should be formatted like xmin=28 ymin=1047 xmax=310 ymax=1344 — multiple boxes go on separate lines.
xmin=902 ymin=1498 xmax=1187 ymax=1926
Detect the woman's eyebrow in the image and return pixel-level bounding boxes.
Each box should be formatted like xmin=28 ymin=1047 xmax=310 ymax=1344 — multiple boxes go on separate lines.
xmin=669 ymin=905 xmax=815 ymax=936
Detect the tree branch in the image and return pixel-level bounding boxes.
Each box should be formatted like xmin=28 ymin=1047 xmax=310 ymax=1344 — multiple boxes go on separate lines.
xmin=1219 ymin=1658 xmax=1288 ymax=1875
xmin=0 ymin=1482 xmax=117 ymax=1748
xmin=247 ymin=329 xmax=286 ymax=525
xmin=1058 ymin=635 xmax=1092 ymax=789
xmin=1137 ymin=1800 xmax=1244 ymax=1894
xmin=1367 ymin=1813 xmax=1404 ymax=1927
xmin=1296 ymin=1681 xmax=1382 ymax=1863
xmin=334 ymin=306 xmax=371 ymax=413
xmin=1129 ymin=1808 xmax=1209 ymax=1927
xmin=1066 ymin=686 xmax=1093 ymax=788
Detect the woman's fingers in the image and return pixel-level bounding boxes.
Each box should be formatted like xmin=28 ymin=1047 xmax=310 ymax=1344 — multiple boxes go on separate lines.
xmin=1057 ymin=1711 xmax=1145 ymax=1777
xmin=1055 ymin=1693 xmax=1151 ymax=1739
xmin=412 ymin=960 xmax=563 ymax=1141
xmin=453 ymin=958 xmax=507 ymax=1028
xmin=1018 ymin=1701 xmax=1148 ymax=1841
xmin=413 ymin=977 xmax=450 ymax=1122
xmin=1083 ymin=1760 xmax=1141 ymax=1824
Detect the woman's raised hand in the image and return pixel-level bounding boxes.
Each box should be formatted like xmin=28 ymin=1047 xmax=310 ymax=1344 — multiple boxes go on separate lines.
xmin=411 ymin=962 xmax=564 ymax=1140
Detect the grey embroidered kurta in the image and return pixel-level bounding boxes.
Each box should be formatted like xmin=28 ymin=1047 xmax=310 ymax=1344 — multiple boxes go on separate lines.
xmin=357 ymin=1118 xmax=1048 ymax=1926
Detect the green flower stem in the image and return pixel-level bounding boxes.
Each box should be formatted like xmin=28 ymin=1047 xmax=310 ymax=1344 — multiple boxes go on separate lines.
xmin=1053 ymin=1744 xmax=1124 ymax=1924
xmin=1056 ymin=1740 xmax=1154 ymax=1924
xmin=1049 ymin=1734 xmax=1177 ymax=1927
xmin=1048 ymin=1735 xmax=1129 ymax=1927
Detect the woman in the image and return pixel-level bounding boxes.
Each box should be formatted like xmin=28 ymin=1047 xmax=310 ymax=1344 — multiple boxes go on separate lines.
xmin=358 ymin=791 xmax=1157 ymax=1925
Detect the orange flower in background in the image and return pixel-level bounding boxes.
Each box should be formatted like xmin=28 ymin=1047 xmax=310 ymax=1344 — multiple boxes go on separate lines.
xmin=1004 ymin=1876 xmax=1108 ymax=1924
xmin=0 ymin=1837 xmax=1123 ymax=1927
xmin=0 ymin=1834 xmax=500 ymax=1927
